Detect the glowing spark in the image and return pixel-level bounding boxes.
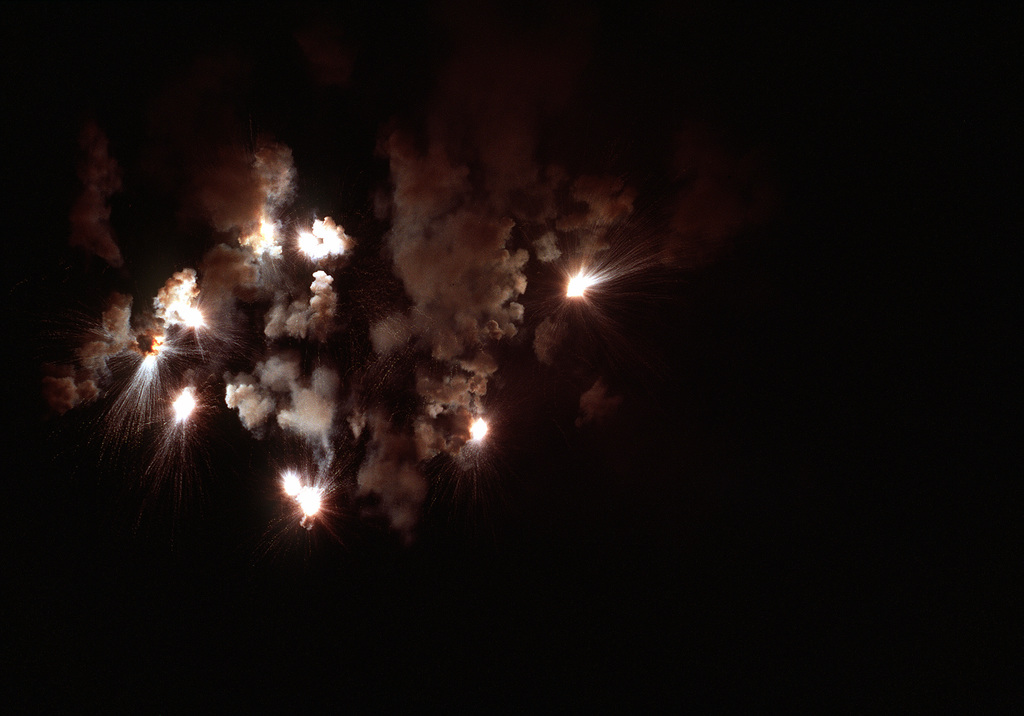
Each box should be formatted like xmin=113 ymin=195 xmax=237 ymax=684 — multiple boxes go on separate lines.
xmin=240 ymin=217 xmax=283 ymax=257
xmin=296 ymin=485 xmax=322 ymax=517
xmin=282 ymin=470 xmax=301 ymax=497
xmin=139 ymin=333 xmax=165 ymax=365
xmin=172 ymin=387 xmax=197 ymax=422
xmin=174 ymin=304 xmax=205 ymax=329
xmin=469 ymin=417 xmax=488 ymax=441
xmin=298 ymin=217 xmax=349 ymax=260
xmin=567 ymin=272 xmax=597 ymax=298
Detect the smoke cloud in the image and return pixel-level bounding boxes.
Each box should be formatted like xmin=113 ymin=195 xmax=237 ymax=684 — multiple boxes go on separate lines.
xmin=356 ymin=412 xmax=428 ymax=543
xmin=370 ymin=13 xmax=612 ymax=462
xmin=42 ymin=367 xmax=99 ymax=415
xmin=69 ymin=122 xmax=123 ymax=267
xmin=225 ymin=352 xmax=339 ymax=443
xmin=42 ymin=292 xmax=134 ymax=414
xmin=576 ymin=377 xmax=623 ymax=427
xmin=663 ymin=124 xmax=778 ymax=268
xmin=264 ymin=271 xmax=338 ymax=341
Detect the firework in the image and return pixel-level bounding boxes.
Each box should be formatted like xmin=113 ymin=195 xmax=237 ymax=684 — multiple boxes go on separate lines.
xmin=469 ymin=417 xmax=489 ymax=442
xmin=297 ymin=217 xmax=351 ymax=260
xmin=281 ymin=469 xmax=302 ymax=497
xmin=280 ymin=469 xmax=325 ymax=529
xmin=172 ymin=387 xmax=197 ymax=422
xmin=296 ymin=485 xmax=322 ymax=518
xmin=566 ymin=271 xmax=598 ymax=298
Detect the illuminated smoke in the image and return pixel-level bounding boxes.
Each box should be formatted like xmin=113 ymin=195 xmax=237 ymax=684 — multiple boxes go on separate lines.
xmin=576 ymin=378 xmax=622 ymax=427
xmin=532 ymin=315 xmax=563 ymax=365
xmin=173 ymin=387 xmax=197 ymax=422
xmin=264 ymin=271 xmax=337 ymax=341
xmin=368 ymin=7 xmax=592 ymax=448
xmin=240 ymin=217 xmax=283 ymax=257
xmin=377 ymin=133 xmax=527 ymax=459
xmin=224 ymin=379 xmax=275 ymax=431
xmin=275 ymin=365 xmax=338 ymax=443
xmin=297 ymin=216 xmax=352 ymax=260
xmin=191 ymin=139 xmax=297 ymax=238
xmin=41 ymin=369 xmax=99 ymax=415
xmin=532 ymin=231 xmax=561 ymax=263
xmin=43 ymin=292 xmax=135 ymax=414
xmin=367 ymin=17 xmax=638 ymax=469
xmin=141 ymin=332 xmax=166 ymax=361
xmin=198 ymin=243 xmax=263 ymax=307
xmin=225 ymin=354 xmax=338 ymax=444
xmin=155 ymin=269 xmax=202 ymax=328
xmin=356 ymin=412 xmax=427 ymax=543
xmin=69 ymin=122 xmax=124 ymax=267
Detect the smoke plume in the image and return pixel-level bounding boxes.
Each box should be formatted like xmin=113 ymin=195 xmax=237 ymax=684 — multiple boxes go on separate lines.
xmin=69 ymin=122 xmax=124 ymax=267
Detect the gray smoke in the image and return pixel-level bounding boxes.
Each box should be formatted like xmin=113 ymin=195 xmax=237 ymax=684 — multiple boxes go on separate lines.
xmin=356 ymin=412 xmax=428 ymax=543
xmin=264 ymin=271 xmax=337 ymax=341
xmin=225 ymin=352 xmax=338 ymax=444
xmin=69 ymin=122 xmax=124 ymax=267
xmin=576 ymin=377 xmax=623 ymax=427
xmin=42 ymin=292 xmax=135 ymax=414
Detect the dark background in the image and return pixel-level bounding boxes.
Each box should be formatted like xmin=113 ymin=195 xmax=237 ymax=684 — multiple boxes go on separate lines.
xmin=3 ymin=2 xmax=1017 ymax=711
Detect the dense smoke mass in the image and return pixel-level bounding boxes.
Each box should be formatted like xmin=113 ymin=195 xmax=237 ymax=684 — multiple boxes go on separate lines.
xmin=6 ymin=3 xmax=1010 ymax=713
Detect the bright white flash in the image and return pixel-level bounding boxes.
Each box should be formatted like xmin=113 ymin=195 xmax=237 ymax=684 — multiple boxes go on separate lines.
xmin=567 ymin=272 xmax=597 ymax=298
xmin=296 ymin=485 xmax=322 ymax=517
xmin=298 ymin=217 xmax=348 ymax=260
xmin=172 ymin=387 xmax=197 ymax=422
xmin=282 ymin=470 xmax=301 ymax=497
xmin=240 ymin=217 xmax=283 ymax=257
xmin=174 ymin=303 xmax=205 ymax=329
xmin=469 ymin=417 xmax=489 ymax=441
xmin=156 ymin=270 xmax=203 ymax=327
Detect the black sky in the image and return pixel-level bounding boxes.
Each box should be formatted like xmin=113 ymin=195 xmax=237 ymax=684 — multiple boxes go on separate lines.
xmin=3 ymin=2 xmax=1018 ymax=712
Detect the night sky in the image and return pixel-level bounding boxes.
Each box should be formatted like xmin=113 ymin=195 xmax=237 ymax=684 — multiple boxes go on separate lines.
xmin=3 ymin=2 xmax=1017 ymax=711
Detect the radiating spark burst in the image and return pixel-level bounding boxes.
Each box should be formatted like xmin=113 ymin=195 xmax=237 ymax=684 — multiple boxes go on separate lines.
xmin=566 ymin=271 xmax=598 ymax=297
xmin=172 ymin=387 xmax=197 ymax=422
xmin=298 ymin=217 xmax=349 ymax=260
xmin=279 ymin=469 xmax=326 ymax=529
xmin=101 ymin=350 xmax=165 ymax=445
xmin=174 ymin=304 xmax=205 ymax=329
xmin=156 ymin=269 xmax=203 ymax=327
xmin=469 ymin=417 xmax=489 ymax=442
xmin=297 ymin=485 xmax=322 ymax=518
